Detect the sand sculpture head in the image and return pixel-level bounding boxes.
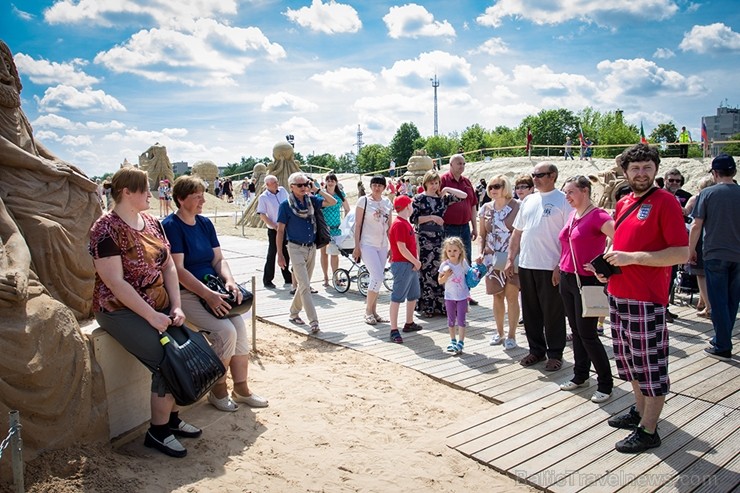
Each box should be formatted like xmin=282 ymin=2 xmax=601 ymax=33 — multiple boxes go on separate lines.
xmin=192 ymin=160 xmax=219 ymax=194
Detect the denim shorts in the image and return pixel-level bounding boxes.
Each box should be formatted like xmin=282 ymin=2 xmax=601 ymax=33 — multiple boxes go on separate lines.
xmin=390 ymin=261 xmax=420 ymax=303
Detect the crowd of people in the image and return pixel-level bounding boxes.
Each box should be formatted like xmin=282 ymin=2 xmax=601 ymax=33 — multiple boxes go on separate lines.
xmin=88 ymin=145 xmax=738 ymax=459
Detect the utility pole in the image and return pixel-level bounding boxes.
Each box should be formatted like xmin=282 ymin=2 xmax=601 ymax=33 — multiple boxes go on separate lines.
xmin=430 ymin=74 xmax=439 ymax=136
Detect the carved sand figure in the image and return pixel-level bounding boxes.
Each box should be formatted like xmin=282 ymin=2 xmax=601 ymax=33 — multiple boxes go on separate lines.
xmin=406 ymin=149 xmax=434 ymax=182
xmin=240 ymin=142 xmax=302 ymax=227
xmin=0 ymin=195 xmax=107 ymax=469
xmin=139 ymin=142 xmax=175 ymax=191
xmin=0 ymin=39 xmax=101 ymax=319
xmin=192 ymin=160 xmax=219 ymax=194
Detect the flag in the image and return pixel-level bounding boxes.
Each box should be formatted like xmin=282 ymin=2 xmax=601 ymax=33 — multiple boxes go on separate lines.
xmin=640 ymin=121 xmax=647 ymax=144
xmin=526 ymin=127 xmax=533 ymax=154
xmin=578 ymin=124 xmax=586 ymax=147
xmin=701 ymin=119 xmax=709 ymax=155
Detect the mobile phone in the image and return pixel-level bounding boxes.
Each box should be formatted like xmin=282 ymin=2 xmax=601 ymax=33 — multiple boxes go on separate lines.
xmin=591 ymin=253 xmax=622 ymax=278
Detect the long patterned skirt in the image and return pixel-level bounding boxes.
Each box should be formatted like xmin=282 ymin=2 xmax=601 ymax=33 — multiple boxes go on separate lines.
xmin=416 ymin=228 xmax=446 ymax=316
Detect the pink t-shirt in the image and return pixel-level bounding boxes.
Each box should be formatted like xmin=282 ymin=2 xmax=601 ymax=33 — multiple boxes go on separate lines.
xmin=558 ymin=207 xmax=612 ymax=276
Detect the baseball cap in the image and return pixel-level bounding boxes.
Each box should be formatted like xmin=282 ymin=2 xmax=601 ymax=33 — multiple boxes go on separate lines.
xmin=394 ymin=194 xmax=412 ymax=212
xmin=710 ymin=154 xmax=736 ymax=172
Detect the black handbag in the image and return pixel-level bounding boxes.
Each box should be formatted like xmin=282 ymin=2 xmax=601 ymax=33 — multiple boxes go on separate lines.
xmin=157 ymin=324 xmax=226 ymax=406
xmin=314 ymin=205 xmax=331 ymax=249
xmin=200 ymin=274 xmax=253 ymax=319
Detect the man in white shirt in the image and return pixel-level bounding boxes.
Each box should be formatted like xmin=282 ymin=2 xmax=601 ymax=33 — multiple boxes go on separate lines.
xmin=257 ymin=174 xmax=292 ymax=288
xmin=506 ymin=162 xmax=571 ymax=370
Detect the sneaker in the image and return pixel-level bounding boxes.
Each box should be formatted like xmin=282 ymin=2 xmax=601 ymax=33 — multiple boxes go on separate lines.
xmin=144 ymin=431 xmax=187 ymax=458
xmin=504 ymin=338 xmax=517 ymax=350
xmin=559 ymin=380 xmax=587 ymax=391
xmin=591 ymin=391 xmax=612 ymax=403
xmin=518 ymin=318 xmax=524 ymax=326
xmin=446 ymin=339 xmax=457 ymax=352
xmin=169 ymin=420 xmax=202 ymax=438
xmin=454 ymin=341 xmax=465 ymax=355
xmin=615 ymin=427 xmax=661 ymax=453
xmin=596 ymin=322 xmax=605 ymax=336
xmin=231 ymin=391 xmax=269 ymax=408
xmin=607 ymin=405 xmax=641 ymax=429
xmin=468 ymin=297 xmax=479 ymax=306
xmin=489 ymin=334 xmax=502 ymax=345
xmin=704 ymin=347 xmax=732 ymax=361
xmin=263 ymin=282 xmax=276 ymax=289
xmin=208 ymin=392 xmax=239 ymax=412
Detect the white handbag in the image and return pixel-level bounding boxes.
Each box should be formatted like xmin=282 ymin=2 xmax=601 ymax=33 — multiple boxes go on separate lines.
xmin=568 ymin=215 xmax=610 ymax=318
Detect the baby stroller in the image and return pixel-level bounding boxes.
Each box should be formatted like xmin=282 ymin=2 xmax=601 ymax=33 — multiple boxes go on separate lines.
xmin=331 ymin=211 xmax=393 ymax=296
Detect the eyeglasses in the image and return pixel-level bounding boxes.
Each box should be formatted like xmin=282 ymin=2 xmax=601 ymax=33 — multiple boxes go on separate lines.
xmin=531 ymin=172 xmax=552 ymax=179
xmin=515 ymin=185 xmax=531 ymax=190
xmin=488 ymin=184 xmax=503 ymax=190
xmin=666 ymin=178 xmax=681 ymax=183
xmin=291 ymin=182 xmax=309 ymax=188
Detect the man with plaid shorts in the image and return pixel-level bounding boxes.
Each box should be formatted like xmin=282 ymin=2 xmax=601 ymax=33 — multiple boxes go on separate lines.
xmin=598 ymin=143 xmax=688 ymax=453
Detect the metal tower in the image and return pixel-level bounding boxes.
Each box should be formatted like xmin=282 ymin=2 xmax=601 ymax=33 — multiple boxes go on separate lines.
xmin=355 ymin=124 xmax=364 ymax=155
xmin=431 ymin=74 xmax=439 ymax=136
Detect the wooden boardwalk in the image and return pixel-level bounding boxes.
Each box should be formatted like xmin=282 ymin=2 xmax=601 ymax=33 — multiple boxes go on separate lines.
xmin=219 ymin=235 xmax=740 ymax=493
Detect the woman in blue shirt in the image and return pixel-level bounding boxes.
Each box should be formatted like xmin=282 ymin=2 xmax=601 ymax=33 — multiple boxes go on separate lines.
xmin=163 ymin=176 xmax=267 ymax=412
xmin=320 ymin=173 xmax=350 ymax=286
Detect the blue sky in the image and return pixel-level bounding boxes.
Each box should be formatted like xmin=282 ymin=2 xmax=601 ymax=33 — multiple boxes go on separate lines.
xmin=2 ymin=0 xmax=739 ymax=177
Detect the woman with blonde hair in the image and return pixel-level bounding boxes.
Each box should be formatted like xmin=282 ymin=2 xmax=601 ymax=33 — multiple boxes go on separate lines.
xmin=411 ymin=170 xmax=468 ymax=318
xmin=478 ymin=175 xmax=521 ymax=349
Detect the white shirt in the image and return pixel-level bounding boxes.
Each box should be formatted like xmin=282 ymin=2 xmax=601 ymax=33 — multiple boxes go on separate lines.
xmin=513 ymin=189 xmax=571 ymax=270
xmin=256 ymin=186 xmax=289 ymax=229
xmin=439 ymin=259 xmax=470 ymax=301
xmin=357 ymin=195 xmax=392 ymax=248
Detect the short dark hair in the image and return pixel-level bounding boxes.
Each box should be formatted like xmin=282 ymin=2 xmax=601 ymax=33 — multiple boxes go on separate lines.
xmin=370 ymin=175 xmax=386 ymax=187
xmin=171 ymin=175 xmax=206 ymax=208
xmin=620 ymin=143 xmax=660 ymax=172
xmin=110 ymin=167 xmax=148 ymax=204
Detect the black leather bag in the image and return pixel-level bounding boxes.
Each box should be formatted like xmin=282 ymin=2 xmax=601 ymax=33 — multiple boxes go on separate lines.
xmin=157 ymin=324 xmax=226 ymax=406
xmin=200 ymin=275 xmax=253 ymax=319
xmin=314 ymin=205 xmax=331 ymax=249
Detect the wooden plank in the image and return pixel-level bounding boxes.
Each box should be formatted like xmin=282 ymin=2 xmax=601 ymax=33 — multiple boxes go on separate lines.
xmin=694 ymin=375 xmax=740 ymax=405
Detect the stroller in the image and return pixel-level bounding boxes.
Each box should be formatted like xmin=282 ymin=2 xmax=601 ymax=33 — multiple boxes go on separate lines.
xmin=331 ymin=211 xmax=393 ymax=297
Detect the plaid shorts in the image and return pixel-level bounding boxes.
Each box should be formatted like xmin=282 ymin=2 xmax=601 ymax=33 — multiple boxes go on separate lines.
xmin=609 ymin=295 xmax=670 ymax=397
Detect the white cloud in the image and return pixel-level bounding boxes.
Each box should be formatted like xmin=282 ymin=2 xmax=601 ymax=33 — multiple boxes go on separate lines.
xmin=11 ymin=4 xmax=34 ymax=21
xmin=261 ymin=92 xmax=319 ymax=112
xmin=32 ymin=114 xmax=78 ymax=130
xmin=35 ymin=85 xmax=126 ymax=112
xmin=44 ymin=0 xmax=238 ymax=28
xmin=512 ymin=64 xmax=597 ymax=95
xmin=59 ymin=134 xmax=93 ymax=147
xmin=679 ymin=23 xmax=740 ymax=54
xmin=383 ymin=4 xmax=455 ymax=39
xmin=85 ymin=120 xmax=127 ymax=130
xmin=476 ymin=0 xmax=679 ymax=28
xmin=470 ymin=37 xmax=509 ymax=56
xmin=596 ymin=58 xmax=704 ymax=100
xmin=381 ymin=51 xmax=475 ymax=89
xmin=310 ymin=67 xmax=376 ymax=91
xmin=94 ymin=20 xmax=286 ymax=87
xmin=284 ymin=0 xmax=361 ymax=35
xmin=13 ymin=53 xmax=100 ymax=88
xmin=481 ymin=64 xmax=508 ymax=82
xmin=653 ymin=48 xmax=675 ymax=59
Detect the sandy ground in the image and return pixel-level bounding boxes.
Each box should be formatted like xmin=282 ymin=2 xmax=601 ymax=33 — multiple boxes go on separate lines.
xmin=10 ymin=320 xmax=535 ymax=493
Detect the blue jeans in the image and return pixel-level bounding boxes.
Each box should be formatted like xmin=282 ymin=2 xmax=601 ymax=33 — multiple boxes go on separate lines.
xmin=444 ymin=223 xmax=472 ymax=264
xmin=704 ymin=258 xmax=740 ymax=353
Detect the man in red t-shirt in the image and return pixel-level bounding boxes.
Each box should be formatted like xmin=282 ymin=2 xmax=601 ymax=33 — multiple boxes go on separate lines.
xmin=598 ymin=143 xmax=688 ymax=454
xmin=388 ymin=195 xmax=422 ymax=343
xmin=441 ymin=154 xmax=478 ymax=304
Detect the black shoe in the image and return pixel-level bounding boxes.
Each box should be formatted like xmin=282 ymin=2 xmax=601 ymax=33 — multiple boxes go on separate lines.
xmin=144 ymin=431 xmax=187 ymax=458
xmin=705 ymin=347 xmax=732 ymax=361
xmin=615 ymin=427 xmax=661 ymax=453
xmin=290 ymin=289 xmax=296 ymax=295
xmin=468 ymin=297 xmax=479 ymax=306
xmin=264 ymin=282 xmax=276 ymax=289
xmin=607 ymin=405 xmax=641 ymax=429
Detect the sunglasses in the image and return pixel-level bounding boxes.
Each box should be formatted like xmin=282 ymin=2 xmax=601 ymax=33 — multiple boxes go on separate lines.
xmin=488 ymin=184 xmax=503 ymax=190
xmin=516 ymin=185 xmax=531 ymax=190
xmin=531 ymin=172 xmax=552 ymax=178
xmin=666 ymin=178 xmax=681 ymax=183
xmin=291 ymin=182 xmax=310 ymax=188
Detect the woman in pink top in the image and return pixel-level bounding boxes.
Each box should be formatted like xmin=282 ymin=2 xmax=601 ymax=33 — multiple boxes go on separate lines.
xmin=557 ymin=176 xmax=615 ymax=404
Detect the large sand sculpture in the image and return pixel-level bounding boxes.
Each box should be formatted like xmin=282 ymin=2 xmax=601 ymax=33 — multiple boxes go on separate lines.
xmin=139 ymin=142 xmax=175 ymax=191
xmin=0 ymin=39 xmax=107 ymax=467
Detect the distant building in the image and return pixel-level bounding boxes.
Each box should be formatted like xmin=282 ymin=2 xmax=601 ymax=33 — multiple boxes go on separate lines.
xmin=172 ymin=160 xmax=189 ymax=175
xmin=704 ymin=104 xmax=740 ymax=155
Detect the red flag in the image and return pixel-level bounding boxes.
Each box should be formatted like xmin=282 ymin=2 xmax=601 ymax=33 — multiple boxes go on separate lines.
xmin=701 ymin=119 xmax=709 ymax=155
xmin=526 ymin=127 xmax=533 ymax=154
xmin=640 ymin=121 xmax=647 ymax=144
xmin=578 ymin=124 xmax=586 ymax=147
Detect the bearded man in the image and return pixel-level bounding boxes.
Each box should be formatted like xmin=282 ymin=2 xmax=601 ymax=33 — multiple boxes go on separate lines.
xmin=0 ymin=39 xmax=101 ymax=319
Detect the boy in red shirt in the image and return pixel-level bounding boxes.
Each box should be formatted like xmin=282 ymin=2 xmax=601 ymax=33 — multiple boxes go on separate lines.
xmin=388 ymin=195 xmax=423 ymax=343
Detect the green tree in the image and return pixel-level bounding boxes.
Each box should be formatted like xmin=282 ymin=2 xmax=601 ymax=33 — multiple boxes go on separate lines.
xmin=388 ymin=122 xmax=421 ymax=167
xmin=306 ymin=153 xmax=339 ymax=176
xmin=520 ymin=109 xmax=580 ymax=157
xmin=460 ymin=124 xmax=489 ymax=153
xmin=357 ymin=144 xmax=390 ymax=174
xmin=649 ymin=122 xmax=678 ymax=144
xmin=721 ymin=133 xmax=740 ymax=155
xmin=337 ymin=152 xmax=356 ymax=173
xmin=421 ymin=134 xmax=459 ymax=160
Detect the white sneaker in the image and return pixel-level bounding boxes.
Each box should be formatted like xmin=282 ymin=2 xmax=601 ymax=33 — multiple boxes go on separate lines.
xmin=504 ymin=338 xmax=517 ymax=350
xmin=559 ymin=380 xmax=588 ymax=391
xmin=591 ymin=391 xmax=612 ymax=403
xmin=489 ymin=334 xmax=503 ymax=345
xmin=231 ymin=391 xmax=269 ymax=408
xmin=208 ymin=392 xmax=239 ymax=412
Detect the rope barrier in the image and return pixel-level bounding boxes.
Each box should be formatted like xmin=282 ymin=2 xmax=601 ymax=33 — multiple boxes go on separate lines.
xmin=0 ymin=422 xmax=18 ymax=460
xmin=1 ymin=410 xmax=24 ymax=493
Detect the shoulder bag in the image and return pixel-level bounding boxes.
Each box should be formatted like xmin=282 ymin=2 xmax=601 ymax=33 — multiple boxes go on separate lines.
xmin=314 ymin=203 xmax=331 ymax=248
xmin=567 ymin=213 xmax=609 ymax=318
xmin=158 ymin=324 xmax=226 ymax=406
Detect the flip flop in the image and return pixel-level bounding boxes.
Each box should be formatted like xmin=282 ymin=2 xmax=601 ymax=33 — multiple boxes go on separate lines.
xmin=289 ymin=316 xmax=305 ymax=325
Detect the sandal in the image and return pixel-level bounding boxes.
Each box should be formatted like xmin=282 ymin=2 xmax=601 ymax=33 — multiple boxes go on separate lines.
xmin=364 ymin=314 xmax=377 ymax=325
xmin=373 ymin=314 xmax=389 ymax=323
xmin=309 ymin=322 xmax=320 ymax=334
xmin=520 ymin=353 xmax=546 ymax=367
xmin=697 ymin=310 xmax=711 ymax=319
xmin=390 ymin=329 xmax=404 ymax=344
xmin=544 ymin=358 xmax=563 ymax=371
xmin=289 ymin=316 xmax=305 ymax=325
xmin=402 ymin=322 xmax=422 ymax=333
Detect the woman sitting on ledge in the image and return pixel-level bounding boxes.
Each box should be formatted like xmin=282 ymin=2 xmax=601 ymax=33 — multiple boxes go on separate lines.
xmin=89 ymin=167 xmax=200 ymax=458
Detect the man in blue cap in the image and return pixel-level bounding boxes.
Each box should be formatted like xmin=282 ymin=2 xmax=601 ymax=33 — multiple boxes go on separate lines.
xmin=689 ymin=154 xmax=740 ymax=361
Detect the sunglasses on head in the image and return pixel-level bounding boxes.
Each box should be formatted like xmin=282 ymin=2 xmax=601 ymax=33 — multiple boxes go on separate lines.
xmin=488 ymin=184 xmax=503 ymax=190
xmin=531 ymin=172 xmax=552 ymax=178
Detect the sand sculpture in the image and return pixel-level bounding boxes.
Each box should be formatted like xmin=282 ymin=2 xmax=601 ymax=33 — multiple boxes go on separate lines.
xmin=0 ymin=39 xmax=107 ymax=466
xmin=239 ymin=142 xmax=302 ymax=227
xmin=139 ymin=142 xmax=175 ymax=191
xmin=405 ymin=149 xmax=434 ymax=181
xmin=192 ymin=160 xmax=219 ymax=194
